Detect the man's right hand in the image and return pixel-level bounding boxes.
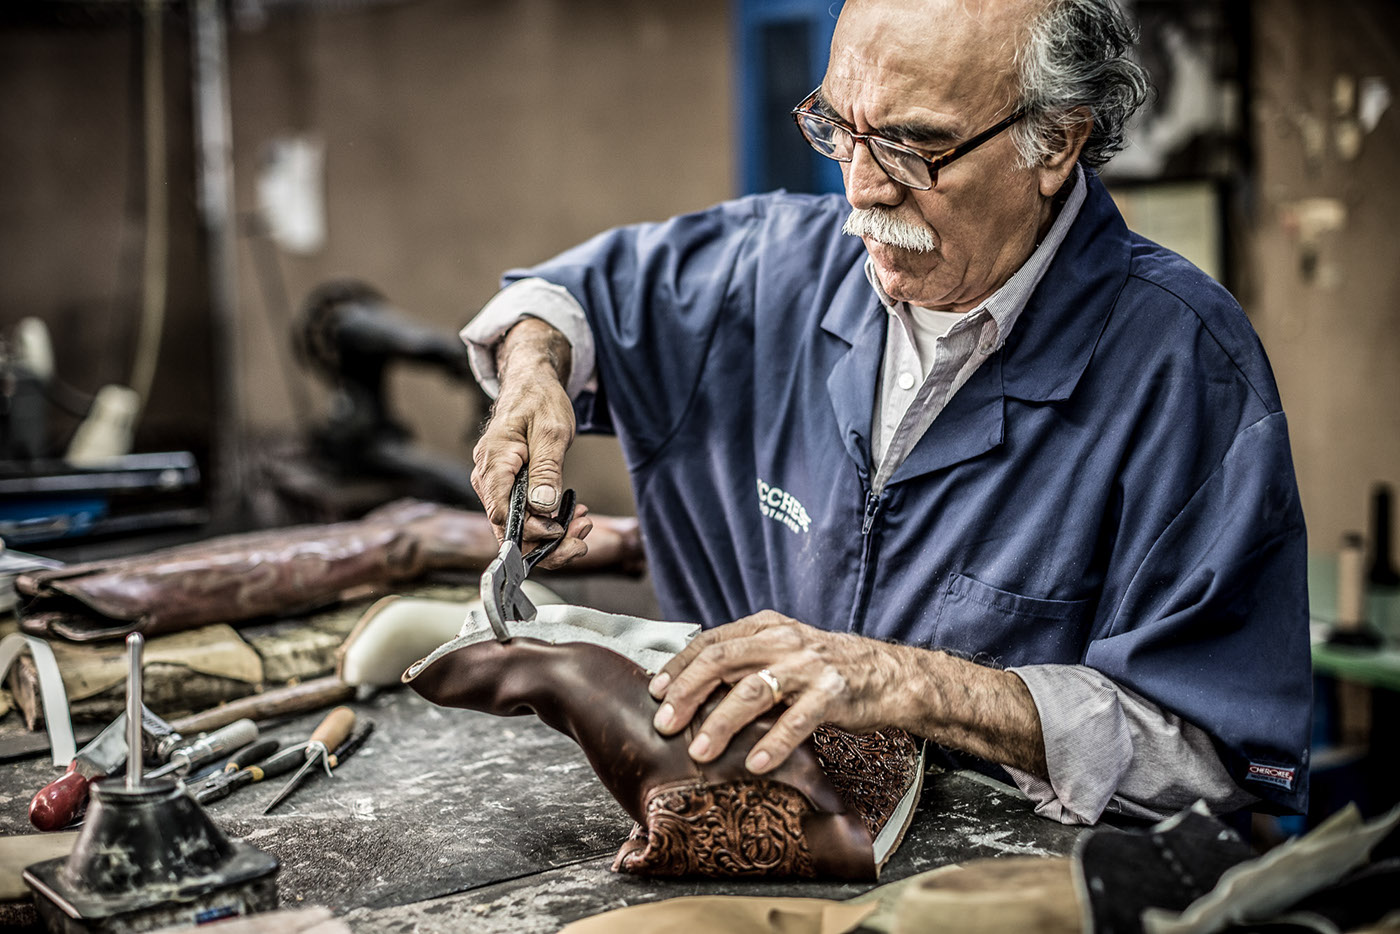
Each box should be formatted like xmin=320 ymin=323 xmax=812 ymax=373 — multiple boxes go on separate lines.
xmin=471 ymin=317 xmax=592 ymax=568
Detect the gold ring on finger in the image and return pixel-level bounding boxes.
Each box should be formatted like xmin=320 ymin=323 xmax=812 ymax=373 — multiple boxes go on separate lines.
xmin=755 ymin=668 xmax=784 ymax=705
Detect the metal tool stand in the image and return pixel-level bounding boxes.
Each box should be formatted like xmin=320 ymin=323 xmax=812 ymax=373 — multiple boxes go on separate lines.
xmin=24 ymin=635 xmax=280 ymax=934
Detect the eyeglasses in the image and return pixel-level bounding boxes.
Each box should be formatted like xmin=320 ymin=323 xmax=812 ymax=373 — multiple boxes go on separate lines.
xmin=790 ymin=86 xmax=1026 ymax=191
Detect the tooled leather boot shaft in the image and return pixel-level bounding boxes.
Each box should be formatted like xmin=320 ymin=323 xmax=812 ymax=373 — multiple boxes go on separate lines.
xmin=406 ymin=636 xmax=880 ymax=879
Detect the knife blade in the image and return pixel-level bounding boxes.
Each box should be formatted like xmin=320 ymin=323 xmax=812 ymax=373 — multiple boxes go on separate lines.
xmin=28 ymin=713 xmax=130 ymax=831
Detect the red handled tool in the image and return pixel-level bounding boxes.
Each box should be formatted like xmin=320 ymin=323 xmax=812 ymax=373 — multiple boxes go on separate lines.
xmin=28 ymin=714 xmax=130 ymax=831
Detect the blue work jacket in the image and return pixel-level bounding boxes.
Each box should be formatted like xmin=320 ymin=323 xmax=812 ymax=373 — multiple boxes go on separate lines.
xmin=506 ymin=173 xmax=1311 ymax=813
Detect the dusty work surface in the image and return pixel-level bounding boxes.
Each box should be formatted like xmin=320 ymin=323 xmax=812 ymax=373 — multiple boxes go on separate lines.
xmin=0 ymin=687 xmax=1081 ymax=931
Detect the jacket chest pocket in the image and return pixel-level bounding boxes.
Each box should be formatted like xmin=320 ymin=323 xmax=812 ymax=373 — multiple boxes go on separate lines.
xmin=932 ymin=573 xmax=1093 ymax=667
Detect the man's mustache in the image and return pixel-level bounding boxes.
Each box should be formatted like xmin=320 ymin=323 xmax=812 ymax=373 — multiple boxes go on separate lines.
xmin=842 ymin=207 xmax=937 ymax=253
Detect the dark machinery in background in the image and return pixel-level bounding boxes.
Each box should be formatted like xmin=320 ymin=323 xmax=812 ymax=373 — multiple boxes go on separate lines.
xmin=0 ymin=320 xmax=203 ymax=549
xmin=267 ymin=280 xmax=482 ymax=519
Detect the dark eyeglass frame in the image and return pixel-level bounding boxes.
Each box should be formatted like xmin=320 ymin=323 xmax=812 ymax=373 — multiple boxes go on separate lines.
xmin=790 ymin=86 xmax=1027 ymax=191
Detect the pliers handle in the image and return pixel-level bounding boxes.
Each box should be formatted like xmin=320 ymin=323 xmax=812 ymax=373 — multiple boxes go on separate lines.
xmin=504 ymin=467 xmax=578 ymax=573
xmin=483 ymin=467 xmax=576 ymax=640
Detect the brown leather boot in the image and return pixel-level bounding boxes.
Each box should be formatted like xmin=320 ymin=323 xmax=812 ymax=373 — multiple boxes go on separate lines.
xmin=404 ymin=633 xmax=920 ymax=880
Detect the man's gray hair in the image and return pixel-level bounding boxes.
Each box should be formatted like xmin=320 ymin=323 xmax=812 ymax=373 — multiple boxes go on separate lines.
xmin=1011 ymin=0 xmax=1151 ymax=169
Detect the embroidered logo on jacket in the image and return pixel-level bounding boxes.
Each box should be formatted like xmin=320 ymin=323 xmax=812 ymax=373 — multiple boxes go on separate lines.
xmin=756 ymin=479 xmax=812 ymax=535
xmin=1245 ymin=762 xmax=1296 ymax=790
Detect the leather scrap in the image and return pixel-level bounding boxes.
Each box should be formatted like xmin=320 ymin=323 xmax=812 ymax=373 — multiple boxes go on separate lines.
xmin=557 ymin=857 xmax=1079 ymax=934
xmin=1141 ymin=803 xmax=1400 ymax=934
xmin=17 ymin=500 xmax=497 ymax=642
xmin=557 ymin=896 xmax=876 ymax=934
xmin=49 ymin=624 xmax=263 ymax=701
xmin=894 ymin=857 xmax=1080 ymax=934
xmin=0 ymin=632 xmax=74 ymax=766
xmin=0 ymin=830 xmax=79 ymax=901
xmin=9 ymin=624 xmax=265 ymax=729
xmin=1075 ymin=804 xmax=1254 ymax=934
xmin=1279 ymin=858 xmax=1400 ymax=933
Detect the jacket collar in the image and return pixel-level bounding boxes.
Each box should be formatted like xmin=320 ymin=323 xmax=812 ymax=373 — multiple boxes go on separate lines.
xmin=999 ymin=170 xmax=1132 ymax=402
xmin=817 ymin=170 xmax=1133 ymax=477
xmin=819 ymin=170 xmax=1130 ymax=364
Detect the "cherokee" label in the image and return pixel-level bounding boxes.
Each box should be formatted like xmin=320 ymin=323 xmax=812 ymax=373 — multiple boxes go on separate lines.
xmin=1245 ymin=762 xmax=1296 ymax=790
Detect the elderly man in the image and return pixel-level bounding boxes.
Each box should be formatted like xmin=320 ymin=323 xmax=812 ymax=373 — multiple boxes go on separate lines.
xmin=463 ymin=0 xmax=1311 ymax=825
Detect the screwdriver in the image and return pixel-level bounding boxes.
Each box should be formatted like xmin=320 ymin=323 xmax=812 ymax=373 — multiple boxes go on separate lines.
xmin=145 ymin=719 xmax=259 ymax=780
xmin=328 ymin=720 xmax=375 ymax=770
xmin=220 ymin=738 xmax=282 ymax=776
xmin=263 ymin=706 xmax=356 ymax=814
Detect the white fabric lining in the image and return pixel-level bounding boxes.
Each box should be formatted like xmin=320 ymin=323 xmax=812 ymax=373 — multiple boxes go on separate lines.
xmin=404 ymin=603 xmax=700 ymax=681
xmin=0 ymin=632 xmax=76 ymax=766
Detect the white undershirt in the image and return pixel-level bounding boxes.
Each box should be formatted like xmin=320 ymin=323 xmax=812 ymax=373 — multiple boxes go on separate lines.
xmin=866 ymin=168 xmax=1087 ymax=488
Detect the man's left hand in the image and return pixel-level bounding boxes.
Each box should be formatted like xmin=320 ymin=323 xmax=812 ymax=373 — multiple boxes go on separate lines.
xmin=647 ymin=610 xmax=912 ymax=774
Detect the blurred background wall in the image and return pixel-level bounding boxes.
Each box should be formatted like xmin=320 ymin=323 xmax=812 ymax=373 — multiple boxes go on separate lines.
xmin=1245 ymin=0 xmax=1399 ymax=552
xmin=0 ymin=0 xmax=1396 ymax=550
xmin=226 ymin=0 xmax=733 ymax=519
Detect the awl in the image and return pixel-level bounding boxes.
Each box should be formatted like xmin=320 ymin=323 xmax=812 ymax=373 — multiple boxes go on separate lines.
xmin=213 ymin=721 xmax=372 ymax=807
xmin=145 ymin=719 xmax=259 ymax=780
xmin=263 ymin=706 xmax=356 ymax=814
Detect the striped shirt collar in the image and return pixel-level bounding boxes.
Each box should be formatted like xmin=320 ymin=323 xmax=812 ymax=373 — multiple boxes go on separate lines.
xmin=865 ymin=164 xmax=1088 ymax=351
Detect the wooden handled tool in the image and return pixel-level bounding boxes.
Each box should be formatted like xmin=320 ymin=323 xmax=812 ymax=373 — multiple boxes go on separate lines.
xmin=169 ymin=676 xmax=355 ymax=736
xmin=262 ymin=706 xmax=356 ymax=814
xmin=310 ymin=706 xmax=356 ymax=752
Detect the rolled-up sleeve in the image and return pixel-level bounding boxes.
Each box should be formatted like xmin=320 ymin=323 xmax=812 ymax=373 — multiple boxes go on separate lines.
xmin=1005 ymin=665 xmax=1256 ymax=825
xmin=492 ymin=197 xmax=763 ymax=449
xmin=459 ymin=277 xmax=597 ymax=400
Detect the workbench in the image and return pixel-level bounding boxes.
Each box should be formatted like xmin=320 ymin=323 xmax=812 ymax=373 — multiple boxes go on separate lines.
xmin=0 ymin=683 xmax=1082 ymax=932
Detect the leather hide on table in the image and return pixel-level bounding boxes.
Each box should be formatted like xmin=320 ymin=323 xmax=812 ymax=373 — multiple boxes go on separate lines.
xmin=16 ymin=500 xmax=502 ymax=643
